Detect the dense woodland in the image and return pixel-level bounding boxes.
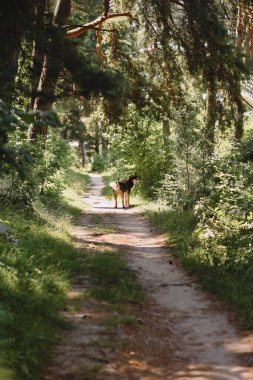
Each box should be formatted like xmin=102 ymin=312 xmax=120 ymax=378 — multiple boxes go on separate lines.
xmin=1 ymin=0 xmax=253 ymax=378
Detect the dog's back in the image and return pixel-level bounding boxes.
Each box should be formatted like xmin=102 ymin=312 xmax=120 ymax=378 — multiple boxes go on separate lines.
xmin=110 ymin=175 xmax=139 ymax=193
xmin=109 ymin=174 xmax=140 ymax=208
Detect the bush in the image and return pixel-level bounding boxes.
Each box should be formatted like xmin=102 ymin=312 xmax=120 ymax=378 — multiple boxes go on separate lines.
xmin=194 ymin=146 xmax=253 ymax=270
xmin=107 ymin=105 xmax=172 ymax=198
xmin=91 ymin=153 xmax=106 ymax=173
xmin=0 ymin=100 xmax=67 ymax=208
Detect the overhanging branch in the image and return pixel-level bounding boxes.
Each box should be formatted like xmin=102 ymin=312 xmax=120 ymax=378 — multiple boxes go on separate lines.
xmin=65 ymin=12 xmax=132 ymax=39
xmin=63 ymin=25 xmax=116 ymax=32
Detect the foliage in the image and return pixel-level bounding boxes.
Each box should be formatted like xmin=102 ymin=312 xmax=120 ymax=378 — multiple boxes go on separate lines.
xmin=146 ymin=204 xmax=253 ymax=327
xmin=0 ymin=100 xmax=71 ymax=206
xmin=157 ymin=103 xmax=213 ymax=209
xmin=91 ymin=153 xmax=106 ymax=173
xmin=0 ymin=168 xmax=90 ymax=379
xmin=146 ymin=208 xmax=197 ymax=256
xmin=139 ymin=0 xmax=246 ymax=136
xmin=194 ymin=146 xmax=253 ymax=270
xmin=0 ymin=101 xmax=31 ymax=178
xmin=107 ymin=104 xmax=172 ymax=198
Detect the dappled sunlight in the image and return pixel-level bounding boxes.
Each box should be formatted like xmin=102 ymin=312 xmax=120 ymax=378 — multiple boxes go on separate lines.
xmin=84 ymin=174 xmax=253 ymax=379
xmin=172 ymin=364 xmax=253 ymax=380
xmin=45 ymin=173 xmax=253 ymax=380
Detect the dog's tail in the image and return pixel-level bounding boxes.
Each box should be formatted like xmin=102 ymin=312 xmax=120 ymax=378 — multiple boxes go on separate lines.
xmin=109 ymin=181 xmax=120 ymax=191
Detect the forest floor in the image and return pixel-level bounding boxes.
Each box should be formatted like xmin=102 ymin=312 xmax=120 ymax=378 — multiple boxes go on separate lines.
xmin=44 ymin=174 xmax=253 ymax=380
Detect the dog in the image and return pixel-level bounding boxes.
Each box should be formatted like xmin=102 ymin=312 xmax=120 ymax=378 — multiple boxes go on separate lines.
xmin=109 ymin=174 xmax=140 ymax=209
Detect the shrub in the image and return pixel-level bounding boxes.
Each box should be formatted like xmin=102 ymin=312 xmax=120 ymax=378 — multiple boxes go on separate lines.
xmin=194 ymin=146 xmax=253 ymax=270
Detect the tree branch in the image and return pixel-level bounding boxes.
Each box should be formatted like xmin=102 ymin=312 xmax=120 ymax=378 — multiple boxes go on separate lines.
xmin=171 ymin=0 xmax=184 ymax=7
xmin=65 ymin=12 xmax=132 ymax=39
xmin=63 ymin=25 xmax=116 ymax=32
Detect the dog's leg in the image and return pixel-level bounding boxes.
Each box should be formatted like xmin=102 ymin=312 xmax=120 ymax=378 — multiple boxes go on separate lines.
xmin=114 ymin=192 xmax=118 ymax=208
xmin=126 ymin=191 xmax=129 ymax=207
xmin=122 ymin=192 xmax=125 ymax=208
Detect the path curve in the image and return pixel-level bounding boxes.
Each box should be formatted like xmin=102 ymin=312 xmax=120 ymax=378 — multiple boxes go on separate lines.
xmin=44 ymin=173 xmax=253 ymax=380
xmin=84 ymin=174 xmax=253 ymax=380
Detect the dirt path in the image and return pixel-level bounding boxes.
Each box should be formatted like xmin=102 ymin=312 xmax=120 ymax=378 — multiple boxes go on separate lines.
xmin=44 ymin=174 xmax=253 ymax=380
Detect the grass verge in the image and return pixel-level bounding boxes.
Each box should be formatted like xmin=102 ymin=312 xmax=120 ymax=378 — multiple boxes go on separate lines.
xmin=85 ymin=250 xmax=144 ymax=305
xmin=146 ymin=208 xmax=253 ymax=328
xmin=101 ymin=175 xmax=113 ymax=199
xmin=0 ymin=168 xmax=89 ymax=380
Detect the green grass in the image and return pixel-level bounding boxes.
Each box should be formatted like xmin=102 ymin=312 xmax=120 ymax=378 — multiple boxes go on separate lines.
xmin=101 ymin=176 xmax=113 ymax=199
xmin=146 ymin=208 xmax=253 ymax=328
xmin=0 ymin=166 xmax=144 ymax=379
xmin=0 ymin=168 xmax=90 ymax=380
xmin=101 ymin=185 xmax=113 ymax=199
xmin=106 ymin=315 xmax=137 ymax=326
xmin=77 ymin=365 xmax=102 ymax=380
xmin=85 ymin=252 xmax=144 ymax=304
xmin=90 ymin=215 xmax=117 ymax=233
xmin=101 ymin=175 xmax=112 ymax=186
xmin=66 ymin=168 xmax=90 ymax=196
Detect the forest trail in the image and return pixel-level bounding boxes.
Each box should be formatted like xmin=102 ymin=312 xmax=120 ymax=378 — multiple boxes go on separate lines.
xmin=44 ymin=174 xmax=253 ymax=380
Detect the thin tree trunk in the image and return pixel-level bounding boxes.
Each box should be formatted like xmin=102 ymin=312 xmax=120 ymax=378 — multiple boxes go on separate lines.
xmin=101 ymin=127 xmax=108 ymax=157
xmin=80 ymin=141 xmax=86 ymax=167
xmin=185 ymin=143 xmax=190 ymax=196
xmin=29 ymin=0 xmax=47 ymax=110
xmin=95 ymin=134 xmax=100 ymax=154
xmin=205 ymin=77 xmax=217 ymax=156
xmin=236 ymin=0 xmax=244 ymax=48
xmin=234 ymin=93 xmax=244 ymax=139
xmin=0 ymin=19 xmax=22 ymax=101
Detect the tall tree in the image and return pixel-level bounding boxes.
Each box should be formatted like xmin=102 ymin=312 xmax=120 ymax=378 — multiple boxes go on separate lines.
xmin=28 ymin=0 xmax=132 ymax=141
xmin=0 ymin=0 xmax=35 ymax=102
xmin=139 ymin=0 xmax=246 ymax=144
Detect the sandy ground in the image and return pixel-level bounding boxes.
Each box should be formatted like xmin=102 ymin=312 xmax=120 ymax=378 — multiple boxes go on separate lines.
xmin=44 ymin=174 xmax=253 ymax=380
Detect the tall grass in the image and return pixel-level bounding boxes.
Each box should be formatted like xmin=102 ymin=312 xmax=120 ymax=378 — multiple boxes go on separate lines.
xmin=146 ymin=208 xmax=253 ymax=328
xmin=0 ymin=168 xmax=89 ymax=380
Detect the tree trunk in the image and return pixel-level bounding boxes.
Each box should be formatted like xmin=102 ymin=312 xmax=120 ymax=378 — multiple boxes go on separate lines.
xmin=29 ymin=0 xmax=47 ymax=110
xmin=29 ymin=0 xmax=72 ymax=141
xmin=0 ymin=10 xmax=23 ymax=102
xmin=234 ymin=93 xmax=244 ymax=140
xmin=205 ymin=77 xmax=217 ymax=156
xmin=101 ymin=128 xmax=108 ymax=157
xmin=95 ymin=135 xmax=100 ymax=154
xmin=80 ymin=141 xmax=86 ymax=167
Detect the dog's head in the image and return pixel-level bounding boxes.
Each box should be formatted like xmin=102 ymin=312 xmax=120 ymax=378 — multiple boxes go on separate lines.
xmin=130 ymin=173 xmax=140 ymax=185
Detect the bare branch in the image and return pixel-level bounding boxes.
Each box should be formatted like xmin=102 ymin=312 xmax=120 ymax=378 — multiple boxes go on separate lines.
xmin=65 ymin=12 xmax=132 ymax=39
xmin=171 ymin=0 xmax=184 ymax=7
xmin=63 ymin=25 xmax=116 ymax=32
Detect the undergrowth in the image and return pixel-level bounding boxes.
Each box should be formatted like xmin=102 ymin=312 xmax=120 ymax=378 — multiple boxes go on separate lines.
xmin=0 ymin=168 xmax=89 ymax=380
xmin=146 ymin=208 xmax=253 ymax=328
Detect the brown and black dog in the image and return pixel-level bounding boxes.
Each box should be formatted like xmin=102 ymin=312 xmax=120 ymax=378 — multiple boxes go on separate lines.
xmin=109 ymin=174 xmax=140 ymax=208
